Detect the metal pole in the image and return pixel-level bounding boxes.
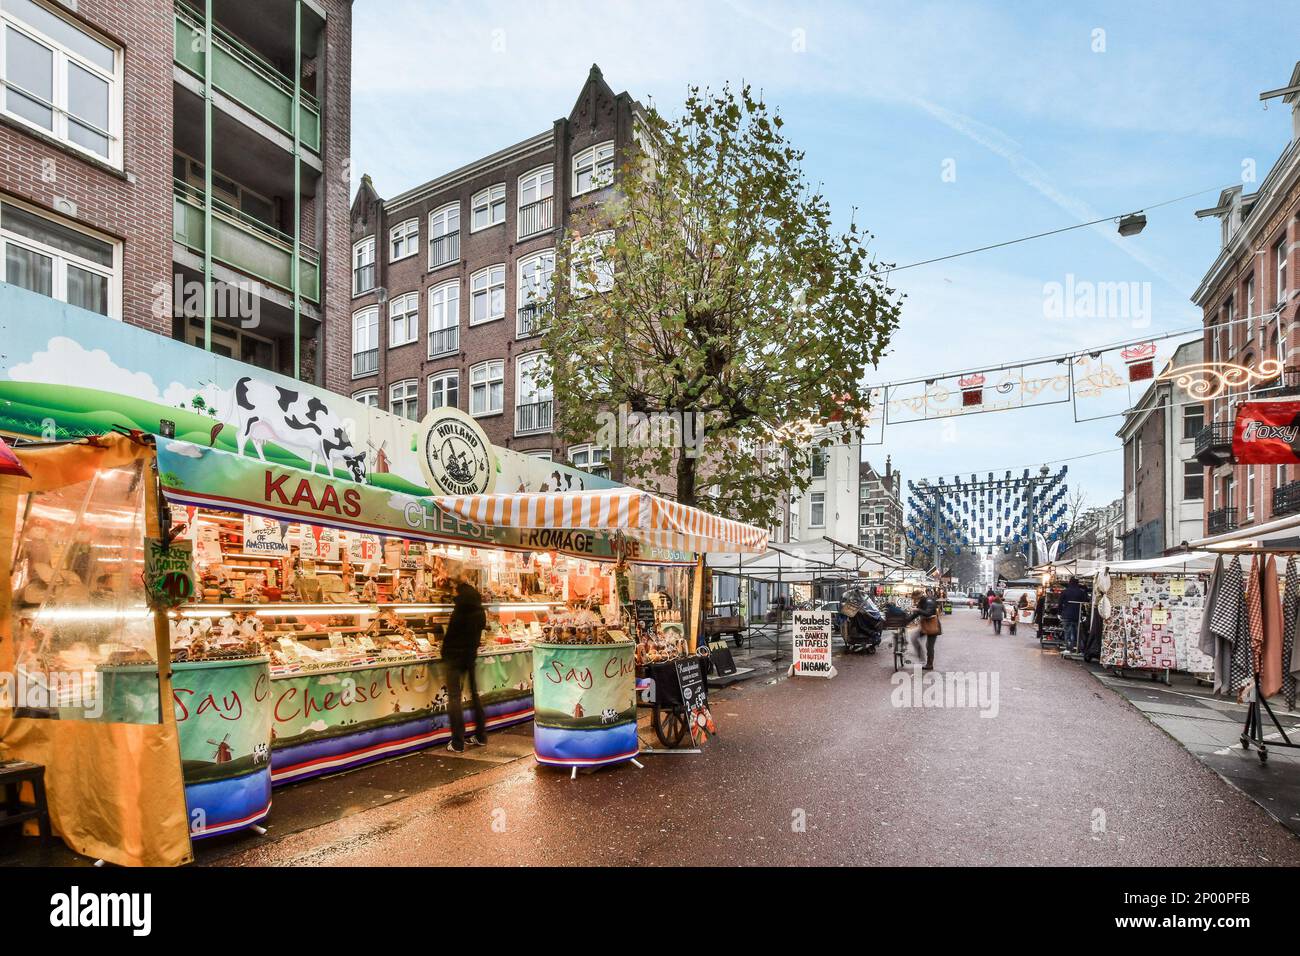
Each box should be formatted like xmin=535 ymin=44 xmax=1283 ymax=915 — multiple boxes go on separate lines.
xmin=202 ymin=0 xmax=213 ymax=352
xmin=292 ymin=0 xmax=302 ymax=379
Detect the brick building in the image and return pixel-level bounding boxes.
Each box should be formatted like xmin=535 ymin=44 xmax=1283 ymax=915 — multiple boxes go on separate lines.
xmin=1191 ymin=60 xmax=1300 ymax=533
xmin=347 ymin=65 xmax=647 ymax=465
xmin=0 ymin=0 xmax=352 ymax=388
xmin=858 ymin=456 xmax=904 ymax=559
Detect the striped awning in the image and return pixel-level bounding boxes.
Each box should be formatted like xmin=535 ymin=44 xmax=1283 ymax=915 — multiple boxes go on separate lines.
xmin=430 ymin=489 xmax=769 ymax=555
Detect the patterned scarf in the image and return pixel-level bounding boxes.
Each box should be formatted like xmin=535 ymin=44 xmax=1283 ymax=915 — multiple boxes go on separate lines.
xmin=1284 ymin=557 xmax=1299 ymax=709
xmin=1210 ymin=557 xmax=1251 ymax=696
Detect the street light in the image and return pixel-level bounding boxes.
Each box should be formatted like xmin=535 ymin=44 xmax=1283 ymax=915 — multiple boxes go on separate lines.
xmin=1117 ymin=213 xmax=1147 ymax=237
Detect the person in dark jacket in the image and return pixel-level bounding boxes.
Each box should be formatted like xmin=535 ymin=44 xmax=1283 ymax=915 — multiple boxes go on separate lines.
xmin=1058 ymin=576 xmax=1089 ymax=652
xmin=987 ymin=594 xmax=1005 ymax=634
xmin=907 ymin=589 xmax=941 ymax=670
xmin=443 ymin=574 xmax=488 ymax=752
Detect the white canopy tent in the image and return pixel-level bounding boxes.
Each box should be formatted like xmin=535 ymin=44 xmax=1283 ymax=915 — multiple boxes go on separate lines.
xmin=1188 ymin=510 xmax=1300 ymax=554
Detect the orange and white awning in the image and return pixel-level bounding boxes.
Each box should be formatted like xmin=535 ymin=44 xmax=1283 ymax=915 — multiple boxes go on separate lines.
xmin=430 ymin=488 xmax=768 ymax=556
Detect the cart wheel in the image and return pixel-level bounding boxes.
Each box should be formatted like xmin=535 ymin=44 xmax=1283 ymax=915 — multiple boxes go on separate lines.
xmin=1240 ymin=735 xmax=1251 ymax=750
xmin=1259 ymin=746 xmax=1269 ymax=764
xmin=653 ymin=705 xmax=689 ymax=748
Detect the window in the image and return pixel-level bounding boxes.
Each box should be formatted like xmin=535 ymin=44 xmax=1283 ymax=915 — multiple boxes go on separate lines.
xmin=515 ymin=351 xmax=553 ymax=434
xmin=388 ymin=291 xmax=418 ymax=347
xmin=352 ymin=388 xmax=378 ymax=408
xmin=518 ymin=166 xmax=554 ymax=238
xmin=810 ymin=492 xmax=825 ymax=528
xmin=1183 ymin=461 xmax=1203 ymax=501
xmin=184 ymin=318 xmax=275 ymax=370
xmin=1279 ymin=464 xmax=1288 ymax=489
xmin=517 ymin=250 xmax=554 ymax=337
xmin=427 ymin=280 xmax=459 ymax=357
xmin=351 ymin=306 xmax=378 ymax=377
xmin=352 ymin=237 xmax=375 ymax=295
xmin=1276 ymin=237 xmax=1289 ymax=308
xmin=0 ymin=199 xmax=115 ymax=315
xmin=569 ymin=444 xmax=610 ymax=479
xmin=1247 ymin=466 xmax=1256 ymax=518
xmin=530 ymin=451 xmax=554 ymax=462
xmin=469 ymin=360 xmax=504 ymax=417
xmin=570 ymin=230 xmax=614 ymax=296
xmin=810 ymin=448 xmax=826 ymax=479
xmin=1 ymin=0 xmax=120 ymax=164
xmin=471 ymin=184 xmax=505 ymax=232
xmin=174 ymin=151 xmax=275 ymax=229
xmin=859 ymin=511 xmax=869 ymax=528
xmin=572 ymin=141 xmax=614 ymax=195
xmin=1183 ymin=404 xmax=1204 ymax=441
xmin=470 ymin=264 xmax=505 ymax=325
xmin=1246 ymin=271 xmax=1257 ymax=345
xmin=389 ymin=218 xmax=418 ymax=261
xmin=389 ymin=379 xmax=419 ymax=420
xmin=428 ymin=203 xmax=459 ymax=269
xmin=875 ymin=511 xmax=884 ymax=526
xmin=427 ymin=371 xmax=458 ymax=411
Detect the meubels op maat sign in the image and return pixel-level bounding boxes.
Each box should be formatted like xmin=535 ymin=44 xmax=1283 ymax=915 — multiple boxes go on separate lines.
xmin=1233 ymin=401 xmax=1300 ymax=464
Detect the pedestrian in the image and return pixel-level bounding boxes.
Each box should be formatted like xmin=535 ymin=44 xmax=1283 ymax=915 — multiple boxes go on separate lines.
xmin=985 ymin=587 xmax=996 ymax=620
xmin=443 ymin=571 xmax=489 ymax=753
xmin=907 ymin=587 xmax=942 ymax=671
xmin=978 ymin=591 xmax=988 ymax=619
xmin=988 ymin=594 xmax=1005 ymax=635
xmin=1059 ymin=575 xmax=1089 ymax=652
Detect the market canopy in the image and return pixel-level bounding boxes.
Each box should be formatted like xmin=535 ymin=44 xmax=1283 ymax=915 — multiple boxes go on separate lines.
xmin=430 ymin=488 xmax=769 ymax=556
xmin=704 ymin=538 xmax=900 ymax=582
xmin=1188 ymin=511 xmax=1300 ymax=553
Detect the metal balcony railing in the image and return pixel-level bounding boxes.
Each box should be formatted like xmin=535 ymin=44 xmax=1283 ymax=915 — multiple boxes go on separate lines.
xmin=428 ymin=326 xmax=459 ymax=358
xmin=352 ymin=348 xmax=378 ymax=378
xmin=517 ymin=302 xmax=550 ymax=338
xmin=173 ymin=181 xmax=320 ymax=302
xmin=173 ymin=2 xmax=321 ymax=154
xmin=1193 ymin=421 xmax=1234 ymax=465
xmin=518 ymin=197 xmax=554 ymax=239
xmin=515 ymin=400 xmax=553 ymax=435
xmin=429 ymin=231 xmax=459 ymax=269
xmin=1207 ymin=507 xmax=1238 ymax=534
xmin=1274 ymin=481 xmax=1300 ymax=518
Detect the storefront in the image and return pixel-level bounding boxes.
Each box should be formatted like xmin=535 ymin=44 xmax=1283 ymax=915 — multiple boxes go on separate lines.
xmin=0 ymin=299 xmax=765 ymax=865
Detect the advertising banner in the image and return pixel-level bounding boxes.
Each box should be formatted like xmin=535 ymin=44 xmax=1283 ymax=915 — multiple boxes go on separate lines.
xmin=791 ymin=609 xmax=836 ymax=678
xmin=1233 ymin=401 xmax=1300 ymax=464
xmin=531 ymin=642 xmax=638 ymax=768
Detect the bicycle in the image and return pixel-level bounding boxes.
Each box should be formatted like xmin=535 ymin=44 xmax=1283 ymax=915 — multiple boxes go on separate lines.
xmin=891 ymin=626 xmax=907 ymax=672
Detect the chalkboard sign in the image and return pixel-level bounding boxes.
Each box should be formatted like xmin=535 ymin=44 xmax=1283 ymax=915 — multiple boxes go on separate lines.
xmin=674 ymin=656 xmax=707 ymax=711
xmin=634 ymin=599 xmax=657 ymax=636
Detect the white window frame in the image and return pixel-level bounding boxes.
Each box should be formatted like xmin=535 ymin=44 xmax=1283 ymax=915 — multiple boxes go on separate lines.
xmin=427 ymin=279 xmax=459 ymax=358
xmin=352 ymin=236 xmax=375 ymax=296
xmin=469 ymin=359 xmax=504 ymax=418
xmin=0 ymin=0 xmax=122 ymax=167
xmin=351 ymin=306 xmax=379 ymax=379
xmin=518 ymin=249 xmax=554 ymax=306
xmin=470 ymin=183 xmax=506 ymax=232
xmin=389 ymin=378 xmax=419 ymax=421
xmin=1276 ymin=236 xmax=1289 ymax=308
xmin=389 ymin=218 xmax=418 ymax=261
xmin=428 ymin=202 xmax=460 ymax=269
xmin=515 ymin=350 xmax=552 ymax=403
xmin=470 ymin=263 xmax=505 ymax=326
xmin=572 ymin=141 xmax=614 ymax=196
xmin=427 ymin=370 xmax=459 ymax=412
xmin=0 ymin=196 xmax=119 ymax=318
xmin=570 ymin=230 xmax=614 ymax=297
xmin=568 ymin=443 xmax=610 ymax=479
xmin=388 ymin=290 xmax=418 ymax=348
xmin=810 ymin=492 xmax=825 ymax=528
xmin=517 ymin=165 xmax=554 ymax=239
xmin=352 ymin=388 xmax=378 ymax=407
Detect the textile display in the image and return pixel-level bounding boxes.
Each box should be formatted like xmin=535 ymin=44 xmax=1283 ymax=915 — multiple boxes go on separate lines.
xmin=1282 ymin=558 xmax=1298 ymax=709
xmin=1099 ymin=573 xmax=1212 ymax=672
xmin=1261 ymin=556 xmax=1284 ymax=699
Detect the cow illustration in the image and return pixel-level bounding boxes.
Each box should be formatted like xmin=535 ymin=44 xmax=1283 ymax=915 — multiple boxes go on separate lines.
xmin=433 ymin=685 xmax=449 ymax=710
xmin=600 ymin=708 xmax=617 ymax=724
xmin=252 ymin=742 xmax=269 ymax=765
xmin=225 ymin=377 xmax=367 ymax=482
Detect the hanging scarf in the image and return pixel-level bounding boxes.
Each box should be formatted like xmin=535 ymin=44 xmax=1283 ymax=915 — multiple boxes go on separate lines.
xmin=1262 ymin=556 xmax=1284 ymax=699
xmin=1209 ymin=557 xmax=1246 ymax=695
xmin=1281 ymin=557 xmax=1298 ymax=709
xmin=1237 ymin=556 xmax=1264 ymax=700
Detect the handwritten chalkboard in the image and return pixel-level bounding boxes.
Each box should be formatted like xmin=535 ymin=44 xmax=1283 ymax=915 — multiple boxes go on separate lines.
xmin=634 ymin=599 xmax=657 ymax=636
xmin=674 ymin=656 xmax=707 ymax=711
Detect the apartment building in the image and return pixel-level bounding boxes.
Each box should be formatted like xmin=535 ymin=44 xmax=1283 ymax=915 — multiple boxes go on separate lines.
xmin=0 ymin=0 xmax=352 ymax=386
xmin=1069 ymin=498 xmax=1124 ymax=563
xmin=858 ymin=456 xmax=904 ymax=559
xmin=1191 ymin=60 xmax=1300 ymax=534
xmin=1118 ymin=338 xmax=1205 ymax=558
xmin=347 ymin=65 xmax=644 ymax=465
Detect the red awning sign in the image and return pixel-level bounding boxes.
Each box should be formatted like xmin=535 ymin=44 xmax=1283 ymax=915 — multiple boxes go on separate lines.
xmin=1233 ymin=401 xmax=1300 ymax=463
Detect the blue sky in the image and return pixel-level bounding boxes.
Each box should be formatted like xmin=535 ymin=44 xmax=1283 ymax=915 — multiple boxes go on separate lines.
xmin=350 ymin=0 xmax=1300 ymax=512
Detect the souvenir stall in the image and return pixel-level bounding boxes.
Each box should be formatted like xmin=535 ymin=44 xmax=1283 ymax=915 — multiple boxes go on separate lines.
xmin=1093 ymin=556 xmax=1216 ymax=682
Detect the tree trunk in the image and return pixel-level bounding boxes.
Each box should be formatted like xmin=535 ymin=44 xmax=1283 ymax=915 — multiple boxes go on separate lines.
xmin=676 ymin=446 xmax=698 ymax=506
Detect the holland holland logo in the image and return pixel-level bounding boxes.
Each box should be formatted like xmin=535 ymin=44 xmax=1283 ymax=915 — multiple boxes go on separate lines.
xmin=417 ymin=407 xmax=495 ymax=496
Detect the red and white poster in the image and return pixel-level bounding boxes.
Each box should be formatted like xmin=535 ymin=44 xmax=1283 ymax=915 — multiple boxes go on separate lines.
xmin=1233 ymin=401 xmax=1300 ymax=463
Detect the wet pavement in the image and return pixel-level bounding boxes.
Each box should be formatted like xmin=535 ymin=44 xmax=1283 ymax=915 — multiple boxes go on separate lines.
xmin=205 ymin=609 xmax=1300 ymax=866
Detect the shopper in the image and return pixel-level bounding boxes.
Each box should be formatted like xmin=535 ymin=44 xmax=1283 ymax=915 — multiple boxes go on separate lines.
xmin=985 ymin=588 xmax=996 ymax=619
xmin=1059 ymin=576 xmax=1088 ymax=652
xmin=978 ymin=591 xmax=988 ymax=619
xmin=908 ymin=588 xmax=942 ymax=671
xmin=988 ymin=594 xmax=1005 ymax=634
xmin=443 ymin=572 xmax=489 ymax=753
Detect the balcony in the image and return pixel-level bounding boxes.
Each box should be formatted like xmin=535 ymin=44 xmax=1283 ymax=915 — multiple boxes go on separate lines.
xmin=517 ymin=302 xmax=550 ymax=338
xmin=1193 ymin=422 xmax=1234 ymax=466
xmin=173 ymin=2 xmax=321 ymax=155
xmin=173 ymin=181 xmax=320 ymax=302
xmin=429 ymin=232 xmax=459 ymax=270
xmin=1207 ymin=507 xmax=1238 ymax=535
xmin=1274 ymin=481 xmax=1300 ymax=518
xmin=428 ymin=326 xmax=459 ymax=359
xmin=515 ymin=400 xmax=554 ymax=435
xmin=352 ymin=348 xmax=377 ymax=378
xmin=518 ymin=198 xmax=554 ymax=239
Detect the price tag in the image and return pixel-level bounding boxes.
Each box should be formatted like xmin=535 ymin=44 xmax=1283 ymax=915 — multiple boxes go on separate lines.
xmin=1169 ymin=577 xmax=1185 ymax=597
xmin=1125 ymin=577 xmax=1141 ymax=595
xmin=1151 ymin=608 xmax=1169 ymax=626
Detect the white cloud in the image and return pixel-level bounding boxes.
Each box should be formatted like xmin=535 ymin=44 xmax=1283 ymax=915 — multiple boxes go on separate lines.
xmin=304 ymin=720 xmax=329 ymax=733
xmin=10 ymin=337 xmax=195 ymax=407
xmin=163 ymin=441 xmax=204 ymax=459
